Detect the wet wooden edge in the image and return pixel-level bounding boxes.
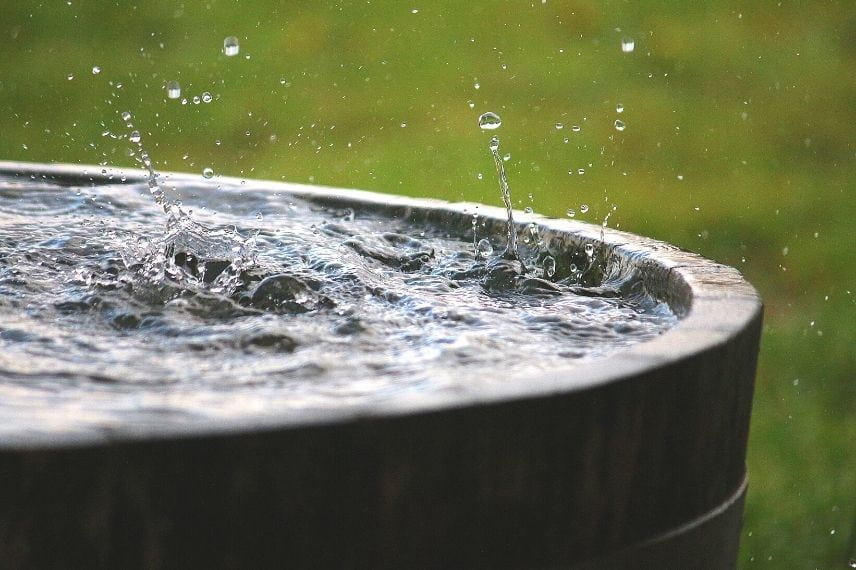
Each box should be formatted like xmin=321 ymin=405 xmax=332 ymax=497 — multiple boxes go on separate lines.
xmin=0 ymin=161 xmax=763 ymax=450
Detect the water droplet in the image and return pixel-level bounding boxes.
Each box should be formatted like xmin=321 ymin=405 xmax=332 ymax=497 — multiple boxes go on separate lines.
xmin=166 ymin=80 xmax=181 ymax=99
xmin=566 ymin=208 xmax=576 ymax=217
xmin=477 ymin=173 xmax=483 ymax=180
xmin=488 ymin=136 xmax=500 ymax=151
xmin=478 ymin=112 xmax=502 ymax=130
xmin=577 ymin=168 xmax=585 ymax=175
xmin=616 ymin=103 xmax=624 ymax=113
xmin=91 ymin=66 xmax=101 ymax=75
xmin=129 ymin=131 xmax=141 ymax=143
xmin=411 ymin=8 xmax=419 ymax=13
xmin=571 ymin=125 xmax=581 ymax=132
xmin=256 ymin=212 xmax=264 ymax=221
xmin=474 ymin=81 xmax=480 ymax=90
xmin=476 ymin=238 xmax=493 ymax=258
xmin=614 ymin=119 xmax=626 ymax=131
xmin=467 ymin=100 xmax=475 ymax=109
xmin=223 ymin=36 xmax=240 ymax=56
xmin=201 ymin=92 xmax=213 ymax=103
xmin=677 ymin=174 xmax=684 ymax=181
xmin=580 ymin=204 xmax=589 ymax=213
xmin=66 ymin=73 xmax=74 ymax=81
xmin=621 ymin=37 xmax=635 ymax=53
xmin=400 ymin=122 xmax=407 ymax=128
xmin=584 ymin=243 xmax=594 ymax=256
xmin=848 ymin=559 xmax=856 ymax=568
xmin=121 ymin=111 xmax=132 ymax=122
xmin=202 ymin=167 xmax=214 ymax=179
xmin=192 ymin=95 xmax=201 ymax=105
xmin=502 ymin=153 xmax=511 ymax=162
xmin=543 ymin=256 xmax=556 ymax=278
xmin=524 ymin=207 xmax=533 ymax=214
xmin=555 ymin=122 xmax=564 ymax=130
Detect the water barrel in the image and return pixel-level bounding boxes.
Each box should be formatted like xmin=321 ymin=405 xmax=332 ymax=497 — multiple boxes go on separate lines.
xmin=0 ymin=162 xmax=761 ymax=569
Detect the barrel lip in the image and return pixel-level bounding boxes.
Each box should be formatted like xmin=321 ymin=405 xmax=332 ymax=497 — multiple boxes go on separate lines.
xmin=0 ymin=161 xmax=762 ymax=450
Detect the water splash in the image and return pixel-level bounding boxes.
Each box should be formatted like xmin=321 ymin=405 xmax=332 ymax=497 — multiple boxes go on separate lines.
xmin=479 ymin=113 xmax=520 ymax=261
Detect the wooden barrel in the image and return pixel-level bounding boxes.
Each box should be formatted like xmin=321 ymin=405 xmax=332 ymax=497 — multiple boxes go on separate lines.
xmin=0 ymin=162 xmax=761 ymax=569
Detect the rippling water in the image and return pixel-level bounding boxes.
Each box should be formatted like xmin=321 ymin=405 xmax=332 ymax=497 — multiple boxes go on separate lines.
xmin=0 ymin=172 xmax=675 ymax=437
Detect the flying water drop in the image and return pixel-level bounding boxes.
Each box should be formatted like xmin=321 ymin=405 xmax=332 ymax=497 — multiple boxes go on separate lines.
xmin=621 ymin=37 xmax=635 ymax=53
xmin=203 ymin=167 xmax=214 ymax=179
xmin=478 ymin=112 xmax=502 ymax=130
xmin=91 ymin=66 xmax=101 ymax=75
xmin=580 ymin=204 xmax=589 ymax=213
xmin=223 ymin=36 xmax=240 ymax=56
xmin=166 ymin=81 xmax=181 ymax=99
xmin=614 ymin=119 xmax=626 ymax=132
xmin=543 ymin=256 xmax=556 ymax=278
xmin=616 ymin=103 xmax=624 ymax=113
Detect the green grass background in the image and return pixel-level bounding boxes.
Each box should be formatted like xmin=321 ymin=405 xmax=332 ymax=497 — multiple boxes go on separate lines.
xmin=1 ymin=1 xmax=853 ymax=566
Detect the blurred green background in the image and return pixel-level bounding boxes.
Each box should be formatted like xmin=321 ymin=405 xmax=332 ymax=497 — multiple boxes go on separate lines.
xmin=1 ymin=1 xmax=853 ymax=566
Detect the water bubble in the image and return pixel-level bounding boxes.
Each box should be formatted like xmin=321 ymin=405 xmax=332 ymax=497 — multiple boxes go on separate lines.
xmin=201 ymin=92 xmax=213 ymax=103
xmin=476 ymin=238 xmax=494 ymax=258
xmin=488 ymin=136 xmax=500 ymax=151
xmin=621 ymin=37 xmax=635 ymax=53
xmin=129 ymin=131 xmax=141 ymax=143
xmin=166 ymin=80 xmax=181 ymax=99
xmin=543 ymin=256 xmax=556 ymax=278
xmin=616 ymin=103 xmax=624 ymax=113
xmin=614 ymin=119 xmax=626 ymax=131
xmin=202 ymin=167 xmax=214 ymax=179
xmin=478 ymin=112 xmax=502 ymax=130
xmin=580 ymin=204 xmax=589 ymax=213
xmin=555 ymin=122 xmax=564 ymax=130
xmin=223 ymin=36 xmax=240 ymax=56
xmin=566 ymin=208 xmax=576 ymax=217
xmin=91 ymin=66 xmax=101 ymax=75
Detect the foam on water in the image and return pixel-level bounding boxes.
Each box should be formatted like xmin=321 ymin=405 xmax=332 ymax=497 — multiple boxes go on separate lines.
xmin=0 ymin=172 xmax=675 ymax=435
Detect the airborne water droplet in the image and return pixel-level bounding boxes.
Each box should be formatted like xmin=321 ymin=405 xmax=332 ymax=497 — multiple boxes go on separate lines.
xmin=91 ymin=66 xmax=101 ymax=75
xmin=571 ymin=125 xmax=581 ymax=132
xmin=121 ymin=111 xmax=132 ymax=122
xmin=129 ymin=131 xmax=141 ymax=143
xmin=223 ymin=36 xmax=240 ymax=56
xmin=616 ymin=103 xmax=624 ymax=113
xmin=621 ymin=37 xmax=635 ymax=53
xmin=614 ymin=119 xmax=626 ymax=131
xmin=580 ymin=204 xmax=589 ymax=213
xmin=543 ymin=256 xmax=556 ymax=278
xmin=478 ymin=112 xmax=502 ymax=130
xmin=566 ymin=208 xmax=576 ymax=217
xmin=202 ymin=92 xmax=213 ymax=103
xmin=202 ymin=167 xmax=214 ymax=179
xmin=166 ymin=80 xmax=181 ymax=99
xmin=555 ymin=122 xmax=564 ymax=130
xmin=467 ymin=100 xmax=475 ymax=109
xmin=476 ymin=238 xmax=493 ymax=258
xmin=524 ymin=207 xmax=533 ymax=214
xmin=488 ymin=136 xmax=500 ymax=151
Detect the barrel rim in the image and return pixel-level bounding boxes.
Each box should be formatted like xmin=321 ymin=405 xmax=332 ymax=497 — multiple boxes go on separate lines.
xmin=0 ymin=160 xmax=762 ymax=450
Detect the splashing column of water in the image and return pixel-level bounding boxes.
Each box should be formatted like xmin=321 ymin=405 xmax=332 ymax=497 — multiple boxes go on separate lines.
xmin=478 ymin=112 xmax=520 ymax=261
